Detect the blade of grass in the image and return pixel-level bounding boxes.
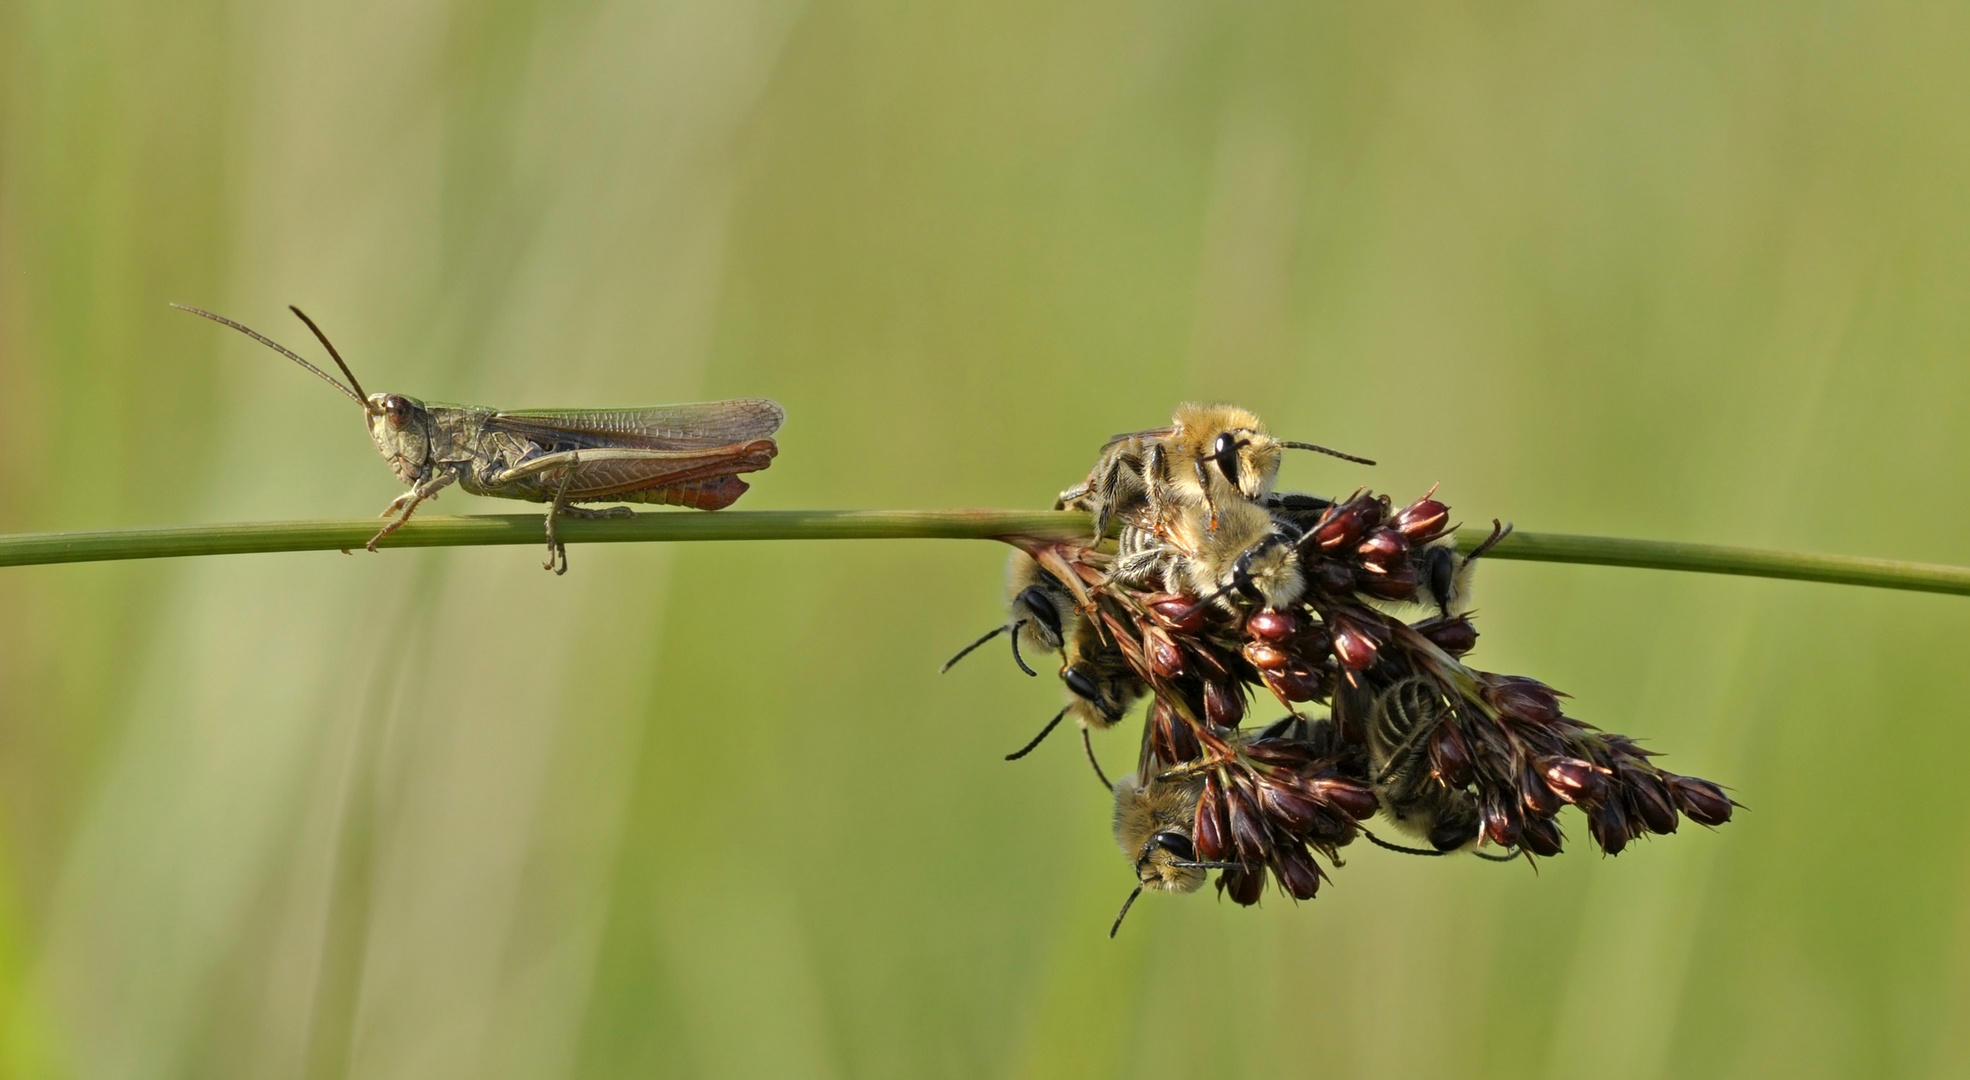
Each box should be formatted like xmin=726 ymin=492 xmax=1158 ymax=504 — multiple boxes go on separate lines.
xmin=0 ymin=512 xmax=1965 ymax=597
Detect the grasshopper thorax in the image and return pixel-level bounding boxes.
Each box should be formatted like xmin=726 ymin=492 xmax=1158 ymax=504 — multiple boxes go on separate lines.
xmin=364 ymin=392 xmax=434 ymax=485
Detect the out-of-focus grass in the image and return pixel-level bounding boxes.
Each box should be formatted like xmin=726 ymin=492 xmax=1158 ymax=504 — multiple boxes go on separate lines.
xmin=3 ymin=2 xmax=1969 ymax=1078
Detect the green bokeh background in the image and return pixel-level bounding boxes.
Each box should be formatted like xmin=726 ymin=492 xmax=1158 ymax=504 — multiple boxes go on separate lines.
xmin=4 ymin=3 xmax=1969 ymax=1077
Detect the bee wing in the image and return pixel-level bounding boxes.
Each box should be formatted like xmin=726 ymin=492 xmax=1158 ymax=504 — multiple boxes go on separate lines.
xmin=486 ymin=397 xmax=785 ymax=450
xmin=490 ymin=443 xmax=778 ymax=499
xmin=1101 ymin=425 xmax=1174 ymax=449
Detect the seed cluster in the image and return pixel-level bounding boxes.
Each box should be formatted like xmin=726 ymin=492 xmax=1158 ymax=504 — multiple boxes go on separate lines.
xmin=958 ymin=404 xmax=1736 ymax=927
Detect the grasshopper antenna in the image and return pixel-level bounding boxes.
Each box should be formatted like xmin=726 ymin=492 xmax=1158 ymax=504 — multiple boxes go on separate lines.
xmin=287 ymin=306 xmax=371 ymax=406
xmin=1281 ymin=441 xmax=1376 ymax=466
xmin=171 ymin=303 xmax=370 ymax=410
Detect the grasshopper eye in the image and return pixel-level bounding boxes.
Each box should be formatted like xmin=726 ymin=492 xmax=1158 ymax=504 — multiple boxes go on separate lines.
xmin=382 ymin=395 xmax=413 ymax=428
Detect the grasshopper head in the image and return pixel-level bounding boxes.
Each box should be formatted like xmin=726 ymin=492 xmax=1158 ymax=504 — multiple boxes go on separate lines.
xmin=365 ymin=393 xmax=434 ymax=484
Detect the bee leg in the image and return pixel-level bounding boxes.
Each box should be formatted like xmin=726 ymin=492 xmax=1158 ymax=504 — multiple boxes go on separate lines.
xmin=542 ymin=451 xmax=581 ymax=574
xmin=367 ymin=471 xmax=457 ymax=552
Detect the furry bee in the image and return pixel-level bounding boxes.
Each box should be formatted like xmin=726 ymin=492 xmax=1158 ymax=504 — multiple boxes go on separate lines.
xmin=940 ymin=552 xmax=1080 ymax=678
xmin=1339 ymin=676 xmax=1483 ymax=854
xmin=1107 ymin=492 xmax=1312 ymax=614
xmin=1058 ymin=403 xmax=1372 ymax=541
xmin=941 ymin=553 xmax=1144 ymax=787
xmin=1108 ymin=717 xmax=1328 ymax=933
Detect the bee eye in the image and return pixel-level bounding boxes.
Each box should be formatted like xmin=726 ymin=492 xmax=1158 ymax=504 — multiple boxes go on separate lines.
xmin=1151 ymin=832 xmax=1196 ymax=862
xmin=1063 ymin=666 xmax=1101 ymax=703
xmin=1014 ymin=585 xmax=1062 ymax=642
xmin=1211 ymin=434 xmax=1242 ymax=488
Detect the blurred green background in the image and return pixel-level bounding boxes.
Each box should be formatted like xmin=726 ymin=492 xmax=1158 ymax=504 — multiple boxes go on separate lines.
xmin=3 ymin=2 xmax=1969 ymax=1077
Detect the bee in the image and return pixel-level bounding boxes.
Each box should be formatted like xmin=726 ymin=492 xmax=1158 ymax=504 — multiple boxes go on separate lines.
xmin=1058 ymin=403 xmax=1372 ymax=541
xmin=1009 ymin=613 xmax=1146 ymax=790
xmin=1108 ymin=716 xmax=1330 ymax=935
xmin=1108 ymin=493 xmax=1310 ymax=613
xmin=941 ymin=553 xmax=1144 ymax=789
xmin=940 ymin=552 xmax=1079 ymax=678
xmin=1339 ymin=676 xmax=1484 ymax=854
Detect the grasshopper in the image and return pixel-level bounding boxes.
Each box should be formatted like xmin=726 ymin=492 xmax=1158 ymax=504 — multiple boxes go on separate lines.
xmin=175 ymin=304 xmax=784 ymax=573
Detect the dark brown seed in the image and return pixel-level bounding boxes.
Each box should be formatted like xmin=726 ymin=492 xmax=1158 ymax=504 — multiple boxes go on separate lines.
xmin=1226 ymin=781 xmax=1273 ymax=863
xmin=1330 ymin=619 xmax=1380 ymax=671
xmin=1519 ymin=760 xmax=1564 ymax=817
xmin=1220 ymin=865 xmax=1266 ymax=906
xmin=1243 ymin=640 xmax=1290 ymax=671
xmin=1665 ymin=773 xmax=1735 ymax=827
xmin=1417 ymin=616 xmax=1479 ymax=656
xmin=1202 ymin=679 xmax=1246 ymax=729
xmin=1520 ymin=814 xmax=1564 ymax=856
xmin=1356 ymin=528 xmax=1411 ymax=573
xmin=1313 ymin=504 xmax=1370 ymax=551
xmin=1625 ymin=771 xmax=1680 ymax=835
xmin=1312 ymin=560 xmax=1357 ymax=596
xmin=1588 ymin=800 xmax=1633 ymax=855
xmin=1393 ymin=496 xmax=1450 ymax=540
xmin=1307 ymin=776 xmax=1380 ymax=820
xmin=1262 ymin=664 xmax=1326 ymax=703
xmin=1148 ymin=594 xmax=1208 ymax=634
xmin=1483 ymin=793 xmax=1523 ymax=848
xmin=1487 ymin=676 xmax=1564 ymax=726
xmin=1195 ymin=775 xmax=1228 ymax=862
xmin=1244 ymin=740 xmax=1317 ymax=769
xmin=1257 ymin=776 xmax=1321 ymax=834
xmin=1358 ymin=564 xmax=1421 ymax=601
xmin=1272 ymin=842 xmax=1323 ymax=901
xmin=1246 ymin=609 xmax=1302 ymax=644
xmin=1541 ymin=757 xmax=1611 ymax=806
xmin=1144 ymin=626 xmax=1185 ymax=680
xmin=1150 ymin=699 xmax=1201 ymax=764
xmin=1430 ymin=724 xmax=1475 ymax=788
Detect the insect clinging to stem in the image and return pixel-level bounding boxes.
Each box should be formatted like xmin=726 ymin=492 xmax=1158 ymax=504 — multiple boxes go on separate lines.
xmin=173 ymin=304 xmax=785 ymax=573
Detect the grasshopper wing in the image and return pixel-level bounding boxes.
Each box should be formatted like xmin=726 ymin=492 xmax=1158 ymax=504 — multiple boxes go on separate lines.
xmin=486 ymin=398 xmax=785 ymax=451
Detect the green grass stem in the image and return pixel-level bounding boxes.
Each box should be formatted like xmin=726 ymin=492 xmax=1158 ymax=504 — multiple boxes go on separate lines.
xmin=0 ymin=511 xmax=1964 ymax=596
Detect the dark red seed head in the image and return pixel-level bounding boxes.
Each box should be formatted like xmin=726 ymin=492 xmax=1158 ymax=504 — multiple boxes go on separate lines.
xmin=1272 ymin=842 xmax=1323 ymax=901
xmin=1148 ymin=594 xmax=1208 ymax=634
xmin=1195 ymin=775 xmax=1229 ymax=862
xmin=1540 ymin=757 xmax=1611 ymax=806
xmin=1312 ymin=560 xmax=1357 ymax=597
xmin=1306 ymin=776 xmax=1380 ymax=820
xmin=1665 ymin=773 xmax=1735 ymax=826
xmin=1519 ymin=814 xmax=1564 ymax=856
xmin=1226 ymin=781 xmax=1274 ymax=864
xmin=1203 ymin=679 xmax=1247 ymax=729
xmin=1219 ymin=865 xmax=1266 ymax=906
xmin=1244 ymin=740 xmax=1317 ymax=769
xmin=1150 ymin=699 xmax=1202 ymax=764
xmin=1429 ymin=724 xmax=1475 ymax=788
xmin=1313 ymin=504 xmax=1369 ymax=551
xmin=1246 ymin=609 xmax=1302 ymax=644
xmin=1624 ymin=770 xmax=1680 ymax=835
xmin=1486 ymin=676 xmax=1564 ymax=726
xmin=1358 ymin=564 xmax=1421 ymax=601
xmin=1417 ymin=616 xmax=1479 ymax=656
xmin=1262 ymin=664 xmax=1327 ymax=703
xmin=1393 ymin=495 xmax=1450 ymax=541
xmin=1256 ymin=776 xmax=1321 ymax=834
xmin=1519 ymin=760 xmax=1564 ymax=818
xmin=1243 ymin=641 xmax=1290 ymax=671
xmin=1144 ymin=626 xmax=1185 ymax=680
xmin=1482 ymin=791 xmax=1523 ymax=849
xmin=1329 ymin=619 xmax=1380 ymax=671
xmin=1356 ymin=528 xmax=1410 ymax=573
xmin=1588 ymin=800 xmax=1634 ymax=855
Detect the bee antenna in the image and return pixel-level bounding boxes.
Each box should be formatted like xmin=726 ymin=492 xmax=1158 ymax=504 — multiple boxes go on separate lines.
xmin=1108 ymin=885 xmax=1144 ymax=938
xmin=172 ymin=303 xmax=368 ymax=409
xmin=1170 ymin=860 xmax=1246 ymax=870
xmin=941 ymin=621 xmax=1015 ymax=673
xmin=287 ymin=306 xmax=372 ymax=406
xmin=1361 ymin=829 xmax=1449 ymax=857
xmin=1006 ymin=622 xmax=1039 ymax=677
xmin=1004 ymin=706 xmax=1069 ymax=761
xmin=1461 ymin=519 xmax=1515 ymax=567
xmin=1082 ymin=728 xmax=1112 ymax=791
xmin=1471 ymin=848 xmax=1523 ymax=863
xmin=1280 ymin=441 xmax=1376 ymax=467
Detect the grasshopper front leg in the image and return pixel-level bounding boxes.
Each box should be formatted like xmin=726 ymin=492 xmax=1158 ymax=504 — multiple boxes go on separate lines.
xmin=368 ymin=471 xmax=458 ymax=551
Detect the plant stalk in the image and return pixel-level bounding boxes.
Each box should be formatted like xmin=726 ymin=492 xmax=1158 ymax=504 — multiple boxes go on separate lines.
xmin=0 ymin=511 xmax=1965 ymax=596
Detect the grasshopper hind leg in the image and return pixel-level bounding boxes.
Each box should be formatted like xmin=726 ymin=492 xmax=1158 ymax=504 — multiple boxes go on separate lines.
xmin=540 ymin=450 xmax=636 ymax=574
